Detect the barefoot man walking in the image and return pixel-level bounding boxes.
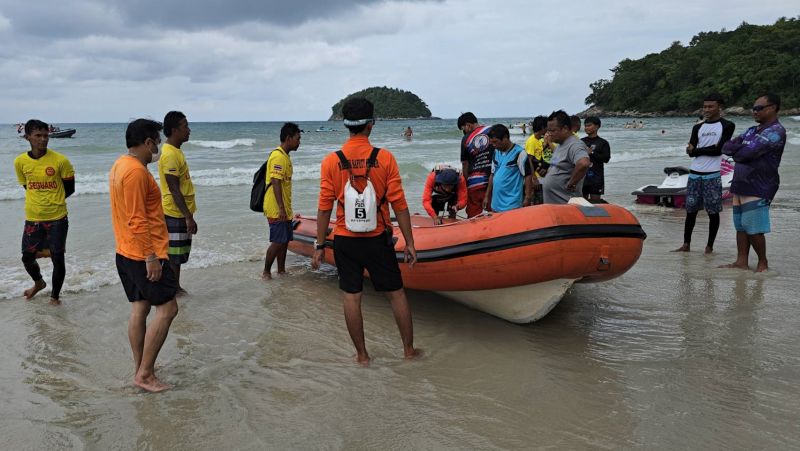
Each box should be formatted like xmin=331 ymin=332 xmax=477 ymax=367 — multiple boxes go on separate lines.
xmin=109 ymin=119 xmax=179 ymax=392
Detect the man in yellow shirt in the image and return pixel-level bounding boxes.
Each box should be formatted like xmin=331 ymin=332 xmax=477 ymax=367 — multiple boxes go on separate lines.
xmin=262 ymin=122 xmax=301 ymax=279
xmin=14 ymin=119 xmax=75 ymax=305
xmin=158 ymin=111 xmax=196 ymax=295
xmin=524 ymin=116 xmax=548 ymax=204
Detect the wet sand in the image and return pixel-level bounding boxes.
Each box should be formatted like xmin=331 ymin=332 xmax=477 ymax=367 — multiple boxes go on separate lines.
xmin=2 ymin=200 xmax=799 ymax=450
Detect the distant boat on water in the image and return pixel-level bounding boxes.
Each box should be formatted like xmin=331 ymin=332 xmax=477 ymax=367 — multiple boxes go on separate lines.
xmin=14 ymin=123 xmax=76 ymax=138
xmin=315 ymin=126 xmax=339 ymax=132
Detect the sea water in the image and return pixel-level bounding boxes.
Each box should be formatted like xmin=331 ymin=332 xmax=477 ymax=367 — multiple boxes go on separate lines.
xmin=1 ymin=117 xmax=799 ymax=449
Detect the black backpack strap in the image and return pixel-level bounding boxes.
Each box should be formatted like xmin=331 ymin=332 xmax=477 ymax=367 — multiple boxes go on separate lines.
xmin=265 ymin=149 xmax=278 ymax=191
xmin=335 ymin=150 xmax=351 ymax=170
xmin=365 ymin=147 xmax=381 ymax=178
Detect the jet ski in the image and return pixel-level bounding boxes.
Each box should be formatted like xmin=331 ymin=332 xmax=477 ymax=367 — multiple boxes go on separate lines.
xmin=632 ymin=158 xmax=734 ymax=208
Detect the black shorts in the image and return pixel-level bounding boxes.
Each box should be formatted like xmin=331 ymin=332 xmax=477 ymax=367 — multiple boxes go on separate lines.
xmin=21 ymin=217 xmax=69 ymax=254
xmin=333 ymin=234 xmax=403 ymax=293
xmin=115 ymin=253 xmax=178 ymax=305
xmin=431 ymin=195 xmax=456 ymax=215
xmin=582 ymin=183 xmax=604 ymax=196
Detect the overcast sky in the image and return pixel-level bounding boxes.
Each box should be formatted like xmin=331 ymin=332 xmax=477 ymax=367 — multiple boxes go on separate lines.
xmin=0 ymin=0 xmax=794 ymax=123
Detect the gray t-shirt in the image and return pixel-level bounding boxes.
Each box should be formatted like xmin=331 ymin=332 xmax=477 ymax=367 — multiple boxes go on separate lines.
xmin=543 ymin=135 xmax=590 ymax=204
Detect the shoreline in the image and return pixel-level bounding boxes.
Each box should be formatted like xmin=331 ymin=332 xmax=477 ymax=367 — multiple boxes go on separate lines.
xmin=578 ymin=105 xmax=800 ymax=118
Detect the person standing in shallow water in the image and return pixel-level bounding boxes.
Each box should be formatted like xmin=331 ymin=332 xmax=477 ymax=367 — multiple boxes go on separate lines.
xmin=14 ymin=119 xmax=75 ymax=305
xmin=159 ymin=111 xmax=197 ymax=295
xmin=673 ymin=93 xmax=735 ymax=254
xmin=312 ymin=97 xmax=421 ymax=366
xmin=262 ymin=122 xmax=301 ymax=280
xmin=109 ymin=119 xmax=179 ymax=393
xmin=720 ymin=93 xmax=786 ymax=272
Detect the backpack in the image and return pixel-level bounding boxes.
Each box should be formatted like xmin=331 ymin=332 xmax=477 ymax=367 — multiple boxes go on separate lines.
xmin=335 ymin=147 xmax=382 ymax=232
xmin=249 ymin=150 xmax=276 ymax=212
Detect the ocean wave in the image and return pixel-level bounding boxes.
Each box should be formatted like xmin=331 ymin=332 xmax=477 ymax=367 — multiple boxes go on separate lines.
xmin=610 ymin=146 xmax=686 ymax=163
xmin=189 ymin=138 xmax=257 ymax=149
xmin=0 ymin=164 xmax=322 ymax=200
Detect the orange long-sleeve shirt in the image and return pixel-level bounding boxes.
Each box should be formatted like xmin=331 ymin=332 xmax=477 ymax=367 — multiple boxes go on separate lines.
xmin=109 ymin=155 xmax=169 ymax=260
xmin=318 ymin=135 xmax=409 ymax=237
xmin=421 ymin=171 xmax=467 ymax=218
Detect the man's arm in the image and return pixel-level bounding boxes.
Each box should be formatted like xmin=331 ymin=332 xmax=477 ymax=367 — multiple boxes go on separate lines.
xmin=165 ymin=174 xmax=197 ymax=233
xmin=394 ymin=208 xmax=416 ymax=267
xmin=729 ymin=128 xmax=785 ymax=164
xmin=483 ymin=174 xmax=493 ymax=211
xmin=594 ymin=140 xmax=611 ymax=164
xmin=523 ymin=174 xmax=533 ymax=206
xmin=311 ymin=209 xmax=332 ymax=270
xmin=270 ymin=177 xmax=287 ymax=221
xmin=461 ymin=161 xmax=469 ymax=182
xmin=125 ymin=170 xmax=161 ymax=281
xmin=566 ymin=157 xmax=591 ymax=191
xmin=421 ymin=172 xmax=436 ymax=218
xmin=63 ymin=179 xmax=75 ymax=198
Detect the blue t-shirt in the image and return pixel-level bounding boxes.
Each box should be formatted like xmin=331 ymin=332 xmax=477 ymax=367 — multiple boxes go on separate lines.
xmin=490 ymin=143 xmax=530 ymax=212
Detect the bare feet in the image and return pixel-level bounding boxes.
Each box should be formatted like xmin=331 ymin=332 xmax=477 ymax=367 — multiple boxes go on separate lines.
xmin=704 ymin=246 xmax=713 ymax=254
xmin=277 ymin=270 xmax=287 ymax=276
xmin=134 ymin=375 xmax=173 ymax=393
xmin=24 ymin=280 xmax=46 ymax=300
xmin=404 ymin=348 xmax=423 ymax=360
xmin=755 ymin=260 xmax=769 ymax=272
xmin=353 ymin=353 xmax=371 ymax=367
xmin=261 ymin=271 xmax=272 ymax=280
xmin=671 ymin=244 xmax=690 ymax=252
xmin=49 ymin=297 xmax=61 ymax=306
xmin=719 ymin=262 xmax=749 ymax=270
xmin=176 ymin=288 xmax=188 ymax=297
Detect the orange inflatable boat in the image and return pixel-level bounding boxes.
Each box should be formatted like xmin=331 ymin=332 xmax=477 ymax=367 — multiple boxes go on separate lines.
xmin=289 ymin=200 xmax=646 ymax=323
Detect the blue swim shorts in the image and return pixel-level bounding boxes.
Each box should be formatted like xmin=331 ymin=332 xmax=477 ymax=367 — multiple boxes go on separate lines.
xmin=733 ymin=198 xmax=771 ymax=235
xmin=268 ymin=220 xmax=293 ymax=244
xmin=685 ymin=173 xmax=722 ymax=214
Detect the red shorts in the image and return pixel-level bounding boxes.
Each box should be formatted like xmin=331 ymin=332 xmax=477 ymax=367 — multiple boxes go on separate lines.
xmin=466 ymin=187 xmax=487 ymax=218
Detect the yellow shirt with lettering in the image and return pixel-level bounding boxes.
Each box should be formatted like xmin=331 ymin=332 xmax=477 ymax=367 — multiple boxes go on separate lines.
xmin=14 ymin=149 xmax=74 ymax=221
xmin=263 ymin=147 xmax=293 ymax=219
xmin=158 ymin=143 xmax=196 ymax=218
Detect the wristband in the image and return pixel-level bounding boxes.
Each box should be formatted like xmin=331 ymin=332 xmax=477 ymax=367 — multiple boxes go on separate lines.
xmin=313 ymin=240 xmax=325 ymax=250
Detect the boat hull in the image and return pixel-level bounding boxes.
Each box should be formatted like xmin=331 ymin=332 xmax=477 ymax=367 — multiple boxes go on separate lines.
xmin=288 ymin=203 xmax=645 ymax=323
xmin=49 ymin=129 xmax=76 ymax=138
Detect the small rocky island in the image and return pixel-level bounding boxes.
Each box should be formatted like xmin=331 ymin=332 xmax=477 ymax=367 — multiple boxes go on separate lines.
xmin=329 ymin=86 xmax=437 ymax=121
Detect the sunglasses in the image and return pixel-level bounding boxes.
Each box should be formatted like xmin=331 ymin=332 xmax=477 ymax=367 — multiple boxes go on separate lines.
xmin=751 ymin=104 xmax=774 ymax=112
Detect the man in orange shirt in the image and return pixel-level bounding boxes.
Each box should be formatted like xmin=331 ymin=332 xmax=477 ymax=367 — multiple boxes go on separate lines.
xmin=311 ymin=97 xmax=421 ymax=366
xmin=109 ymin=119 xmax=179 ymax=393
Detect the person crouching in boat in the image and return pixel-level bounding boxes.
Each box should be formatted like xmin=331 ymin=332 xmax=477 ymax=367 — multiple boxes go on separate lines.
xmin=422 ymin=165 xmax=467 ymax=224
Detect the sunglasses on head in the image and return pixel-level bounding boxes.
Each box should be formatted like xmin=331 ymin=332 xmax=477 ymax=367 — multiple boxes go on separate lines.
xmin=751 ymin=104 xmax=774 ymax=112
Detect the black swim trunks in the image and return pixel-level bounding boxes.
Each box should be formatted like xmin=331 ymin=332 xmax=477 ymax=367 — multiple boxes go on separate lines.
xmin=21 ymin=217 xmax=69 ymax=254
xmin=333 ymin=234 xmax=403 ymax=293
xmin=115 ymin=253 xmax=178 ymax=305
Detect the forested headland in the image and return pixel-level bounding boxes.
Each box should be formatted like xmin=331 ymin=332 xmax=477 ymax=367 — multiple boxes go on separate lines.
xmin=584 ymin=17 xmax=800 ymax=116
xmin=329 ymin=87 xmax=434 ymax=121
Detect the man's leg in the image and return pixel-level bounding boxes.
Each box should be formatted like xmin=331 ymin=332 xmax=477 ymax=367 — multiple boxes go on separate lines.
xmin=277 ymin=243 xmax=289 ymax=274
xmin=49 ymin=252 xmax=66 ymax=305
xmin=749 ymin=234 xmax=768 ymax=272
xmin=263 ymin=243 xmax=281 ymax=279
xmin=134 ymin=299 xmax=178 ymax=393
xmin=169 ymin=263 xmax=186 ymax=296
xmin=720 ymin=231 xmax=750 ymax=269
xmin=706 ymin=213 xmax=720 ymax=254
xmin=673 ymin=212 xmax=698 ymax=252
xmin=21 ymin=252 xmax=46 ymax=299
xmin=343 ymin=292 xmax=370 ymax=365
xmin=385 ymin=289 xmax=420 ymax=359
xmin=128 ymin=301 xmax=151 ymax=374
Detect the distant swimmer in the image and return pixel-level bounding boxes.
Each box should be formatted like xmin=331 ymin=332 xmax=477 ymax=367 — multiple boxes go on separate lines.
xmin=262 ymin=122 xmax=301 ymax=280
xmin=109 ymin=119 xmax=179 ymax=393
xmin=159 ymin=111 xmax=196 ymax=296
xmin=14 ymin=119 xmax=75 ymax=305
xmin=403 ymin=126 xmax=413 ymax=138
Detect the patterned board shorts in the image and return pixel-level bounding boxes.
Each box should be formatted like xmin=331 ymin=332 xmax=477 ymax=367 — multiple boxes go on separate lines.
xmin=22 ymin=217 xmax=69 ymax=254
xmin=165 ymin=215 xmax=192 ymax=264
xmin=685 ymin=173 xmax=723 ymax=214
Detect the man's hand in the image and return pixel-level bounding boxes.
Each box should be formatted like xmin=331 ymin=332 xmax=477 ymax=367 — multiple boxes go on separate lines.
xmin=404 ymin=243 xmax=417 ymax=268
xmin=186 ymin=216 xmax=198 ymax=234
xmin=146 ymin=259 xmax=162 ymax=282
xmin=686 ymin=143 xmax=695 ymax=156
xmin=566 ymin=182 xmax=577 ymax=192
xmin=482 ymin=195 xmax=489 ymax=211
xmin=311 ymin=248 xmax=324 ymax=270
xmin=278 ymin=208 xmax=288 ymax=222
xmin=433 ymin=216 xmax=442 ymax=225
